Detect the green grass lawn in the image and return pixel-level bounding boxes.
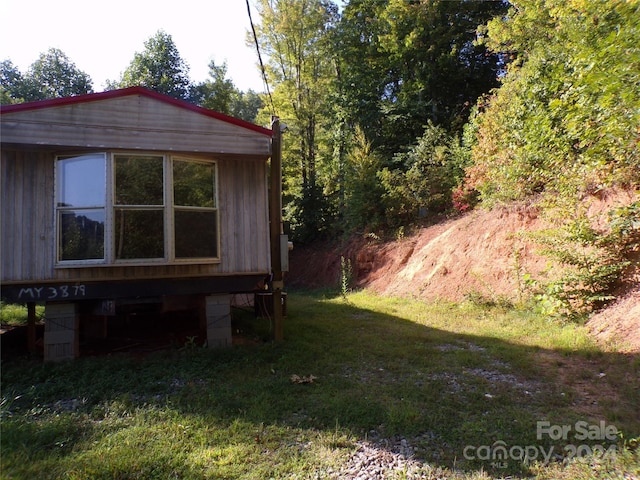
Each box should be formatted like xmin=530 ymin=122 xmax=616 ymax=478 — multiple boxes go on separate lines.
xmin=0 ymin=302 xmax=44 ymax=326
xmin=1 ymin=290 xmax=639 ymax=479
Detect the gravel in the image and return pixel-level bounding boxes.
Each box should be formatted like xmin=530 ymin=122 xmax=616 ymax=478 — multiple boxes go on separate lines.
xmin=327 ymin=434 xmax=446 ymax=480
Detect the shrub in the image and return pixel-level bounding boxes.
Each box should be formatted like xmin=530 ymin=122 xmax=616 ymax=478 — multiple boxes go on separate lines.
xmin=527 ymin=202 xmax=640 ymax=319
xmin=379 ymin=122 xmax=468 ymax=226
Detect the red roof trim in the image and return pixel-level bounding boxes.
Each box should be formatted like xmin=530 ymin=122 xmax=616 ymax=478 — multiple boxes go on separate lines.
xmin=0 ymin=86 xmax=273 ymax=137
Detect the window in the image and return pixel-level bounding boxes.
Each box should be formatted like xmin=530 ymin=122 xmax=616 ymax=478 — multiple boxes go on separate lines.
xmin=173 ymin=159 xmax=218 ymax=259
xmin=114 ymin=155 xmax=165 ymax=260
xmin=56 ymin=154 xmax=106 ymax=262
xmin=55 ymin=153 xmax=219 ymax=265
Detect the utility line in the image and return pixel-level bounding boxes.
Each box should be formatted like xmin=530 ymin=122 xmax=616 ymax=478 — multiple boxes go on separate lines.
xmin=246 ymin=0 xmax=276 ymax=117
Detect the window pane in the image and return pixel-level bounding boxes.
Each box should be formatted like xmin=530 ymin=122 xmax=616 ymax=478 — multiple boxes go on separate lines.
xmin=175 ymin=211 xmax=218 ymax=258
xmin=57 ymin=154 xmax=105 ymax=207
xmin=59 ymin=210 xmax=105 ymax=260
xmin=115 ymin=209 xmax=164 ymax=259
xmin=115 ymin=155 xmax=164 ymax=205
xmin=173 ymin=160 xmax=215 ymax=207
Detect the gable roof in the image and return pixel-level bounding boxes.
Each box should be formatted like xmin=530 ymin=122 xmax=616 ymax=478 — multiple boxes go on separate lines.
xmin=1 ymin=87 xmax=273 ymax=157
xmin=0 ymin=86 xmax=273 ymax=136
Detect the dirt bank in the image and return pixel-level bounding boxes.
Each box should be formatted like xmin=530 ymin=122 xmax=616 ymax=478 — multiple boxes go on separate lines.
xmin=289 ymin=203 xmax=550 ymax=300
xmin=288 ymin=192 xmax=639 ymax=352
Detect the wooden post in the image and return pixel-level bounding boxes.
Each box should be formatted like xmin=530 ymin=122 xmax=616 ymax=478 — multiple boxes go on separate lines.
xmin=270 ymin=116 xmax=284 ymax=341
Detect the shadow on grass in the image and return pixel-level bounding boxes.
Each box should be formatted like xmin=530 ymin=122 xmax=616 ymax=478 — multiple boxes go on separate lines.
xmin=1 ymin=289 xmax=639 ymax=479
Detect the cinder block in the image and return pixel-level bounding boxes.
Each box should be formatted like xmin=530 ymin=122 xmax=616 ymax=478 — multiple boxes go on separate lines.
xmin=44 ymin=303 xmax=79 ymax=362
xmin=46 ymin=303 xmax=77 ymax=319
xmin=206 ymin=295 xmax=231 ymax=307
xmin=205 ymin=294 xmax=231 ymax=348
xmin=207 ymin=328 xmax=231 ymax=348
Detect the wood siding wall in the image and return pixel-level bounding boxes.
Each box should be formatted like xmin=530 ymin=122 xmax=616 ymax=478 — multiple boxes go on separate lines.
xmin=1 ymin=150 xmax=55 ymax=281
xmin=1 ymin=149 xmax=270 ymax=285
xmin=218 ymin=155 xmax=270 ymax=278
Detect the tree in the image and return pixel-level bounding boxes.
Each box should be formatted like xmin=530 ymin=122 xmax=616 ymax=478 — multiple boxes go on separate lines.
xmin=465 ymin=0 xmax=640 ymax=205
xmin=190 ymin=60 xmax=237 ymax=113
xmin=1 ymin=49 xmax=93 ymax=103
xmin=229 ymin=90 xmax=263 ymax=123
xmin=254 ymin=0 xmax=340 ymax=243
xmin=0 ymin=60 xmax=25 ymax=104
xmin=379 ymin=122 xmax=464 ymax=227
xmin=380 ymin=0 xmax=506 ymax=133
xmin=326 ymin=0 xmax=507 ymax=230
xmin=336 ymin=0 xmax=507 ymax=156
xmin=189 ymin=60 xmax=263 ymax=122
xmin=463 ymin=0 xmax=640 ymax=318
xmin=332 ymin=0 xmax=388 ymax=148
xmin=110 ymin=30 xmax=191 ymax=100
xmin=342 ymin=127 xmax=385 ymax=231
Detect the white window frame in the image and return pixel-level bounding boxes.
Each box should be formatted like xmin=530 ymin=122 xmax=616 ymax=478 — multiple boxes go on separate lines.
xmin=55 ymin=152 xmax=220 ymax=267
xmin=55 ymin=152 xmax=108 ymax=266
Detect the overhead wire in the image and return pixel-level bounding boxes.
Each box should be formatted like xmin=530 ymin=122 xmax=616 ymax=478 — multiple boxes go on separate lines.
xmin=246 ymin=0 xmax=276 ymax=117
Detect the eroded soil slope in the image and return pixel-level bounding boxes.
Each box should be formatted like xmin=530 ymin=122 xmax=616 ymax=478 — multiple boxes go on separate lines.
xmin=289 ymin=204 xmax=550 ymax=300
xmin=288 ymin=193 xmax=640 ymax=352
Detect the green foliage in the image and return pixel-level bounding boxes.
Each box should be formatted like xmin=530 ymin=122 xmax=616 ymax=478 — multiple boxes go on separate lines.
xmin=609 ymin=201 xmax=640 ymax=251
xmin=25 ymin=48 xmax=93 ymax=100
xmin=342 ymin=127 xmax=385 ymax=231
xmin=378 ymin=122 xmax=468 ymax=227
xmin=527 ymin=203 xmax=640 ymax=319
xmin=462 ymin=0 xmax=640 ymax=318
xmin=254 ymin=0 xmax=340 ymax=243
xmin=288 ymin=181 xmax=335 ymax=243
xmin=0 ymin=302 xmax=44 ymax=326
xmin=251 ymin=0 xmax=508 ymax=241
xmin=189 ymin=60 xmax=237 ymax=113
xmin=110 ymin=30 xmax=191 ymax=100
xmin=228 ymin=90 xmax=264 ymax=123
xmin=0 ymin=59 xmax=25 ymax=104
xmin=1 ymin=49 xmax=93 ymax=104
xmin=189 ymin=60 xmax=263 ymax=122
xmin=339 ymin=255 xmax=353 ymax=299
xmin=336 ymin=0 xmax=507 ymax=156
xmin=332 ymin=0 xmax=388 ymax=147
xmin=466 ymin=0 xmax=640 ymax=205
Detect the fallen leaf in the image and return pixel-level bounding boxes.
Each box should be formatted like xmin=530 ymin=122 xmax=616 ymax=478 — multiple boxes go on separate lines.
xmin=290 ymin=374 xmax=318 ymax=384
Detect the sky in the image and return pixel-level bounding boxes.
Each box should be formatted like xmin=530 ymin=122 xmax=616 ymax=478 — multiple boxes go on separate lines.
xmin=0 ymin=0 xmax=267 ymax=93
